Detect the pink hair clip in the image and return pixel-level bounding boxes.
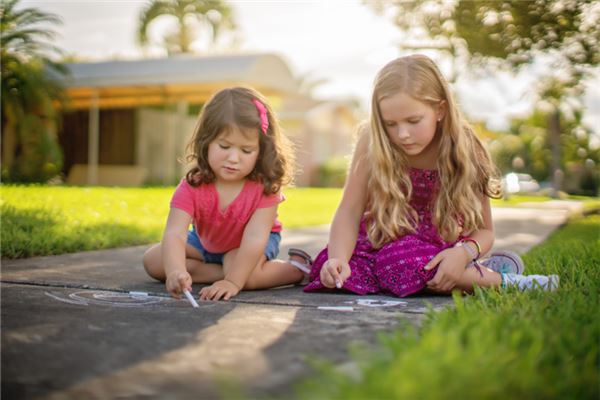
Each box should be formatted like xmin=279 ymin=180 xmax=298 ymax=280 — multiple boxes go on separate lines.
xmin=252 ymin=99 xmax=269 ymax=135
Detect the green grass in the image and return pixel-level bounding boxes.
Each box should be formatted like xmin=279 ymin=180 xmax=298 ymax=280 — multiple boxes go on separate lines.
xmin=492 ymin=194 xmax=600 ymax=210
xmin=0 ymin=185 xmax=341 ymax=258
xmin=279 ymin=187 xmax=342 ymax=227
xmin=294 ymin=215 xmax=600 ymax=400
xmin=2 ymin=185 xmax=597 ymax=259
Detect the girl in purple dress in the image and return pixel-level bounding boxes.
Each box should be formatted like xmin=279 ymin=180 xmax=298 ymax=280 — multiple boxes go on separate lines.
xmin=303 ymin=55 xmax=558 ymax=297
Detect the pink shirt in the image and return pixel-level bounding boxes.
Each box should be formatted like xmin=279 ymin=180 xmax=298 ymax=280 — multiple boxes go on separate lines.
xmin=170 ymin=179 xmax=284 ymax=253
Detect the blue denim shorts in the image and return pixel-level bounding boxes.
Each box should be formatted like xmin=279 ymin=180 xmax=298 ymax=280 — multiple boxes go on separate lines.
xmin=187 ymin=226 xmax=281 ymax=265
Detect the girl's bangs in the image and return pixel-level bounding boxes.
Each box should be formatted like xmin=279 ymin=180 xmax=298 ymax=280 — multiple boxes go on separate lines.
xmin=218 ymin=123 xmax=260 ymax=141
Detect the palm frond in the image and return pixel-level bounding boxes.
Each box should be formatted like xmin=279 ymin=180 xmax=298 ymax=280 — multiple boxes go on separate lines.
xmin=2 ymin=28 xmax=59 ymax=48
xmin=8 ymin=6 xmax=62 ymax=27
xmin=1 ymin=0 xmax=66 ymax=182
xmin=137 ymin=0 xmax=175 ymax=45
xmin=1 ymin=1 xmax=63 ymax=61
xmin=136 ymin=0 xmax=235 ymax=53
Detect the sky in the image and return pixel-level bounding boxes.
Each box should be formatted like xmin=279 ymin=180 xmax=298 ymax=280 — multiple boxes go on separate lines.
xmin=21 ymin=0 xmax=600 ymax=136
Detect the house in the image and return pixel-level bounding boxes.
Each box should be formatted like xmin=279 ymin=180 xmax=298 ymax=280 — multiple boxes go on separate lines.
xmin=278 ymin=96 xmax=361 ymax=186
xmin=57 ymin=53 xmax=359 ymax=186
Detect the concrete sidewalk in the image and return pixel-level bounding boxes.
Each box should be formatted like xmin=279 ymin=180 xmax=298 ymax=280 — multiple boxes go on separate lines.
xmin=1 ymin=203 xmax=582 ymax=399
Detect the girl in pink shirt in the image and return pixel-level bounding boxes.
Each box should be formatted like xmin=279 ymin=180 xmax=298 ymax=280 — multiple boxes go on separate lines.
xmin=143 ymin=87 xmax=311 ymax=301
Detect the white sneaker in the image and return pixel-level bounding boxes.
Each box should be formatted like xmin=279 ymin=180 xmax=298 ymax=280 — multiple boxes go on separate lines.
xmin=502 ymin=273 xmax=559 ymax=291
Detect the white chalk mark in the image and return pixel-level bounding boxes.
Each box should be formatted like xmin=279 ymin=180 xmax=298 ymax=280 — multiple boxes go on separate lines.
xmin=318 ymin=306 xmax=354 ymax=312
xmin=44 ymin=291 xmax=88 ymax=306
xmin=346 ymin=299 xmax=407 ymax=307
xmin=45 ymin=290 xmax=171 ymax=308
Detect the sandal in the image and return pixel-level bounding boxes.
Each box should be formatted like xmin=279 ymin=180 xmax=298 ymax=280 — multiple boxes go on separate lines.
xmin=288 ymin=248 xmax=313 ymax=284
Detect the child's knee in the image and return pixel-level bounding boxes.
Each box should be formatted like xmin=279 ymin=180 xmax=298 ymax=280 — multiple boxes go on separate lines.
xmin=143 ymin=263 xmax=165 ymax=282
xmin=142 ymin=246 xmax=165 ymax=281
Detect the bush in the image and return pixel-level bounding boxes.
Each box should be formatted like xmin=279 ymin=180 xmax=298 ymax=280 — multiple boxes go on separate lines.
xmin=314 ymin=157 xmax=348 ymax=188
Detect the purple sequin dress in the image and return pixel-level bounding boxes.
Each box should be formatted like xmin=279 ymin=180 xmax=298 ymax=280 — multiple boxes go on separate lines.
xmin=304 ymin=168 xmax=457 ymax=297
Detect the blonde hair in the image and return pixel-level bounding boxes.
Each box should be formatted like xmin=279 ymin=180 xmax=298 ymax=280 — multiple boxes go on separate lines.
xmin=367 ymin=54 xmax=501 ymax=248
xmin=184 ymin=87 xmax=294 ymax=195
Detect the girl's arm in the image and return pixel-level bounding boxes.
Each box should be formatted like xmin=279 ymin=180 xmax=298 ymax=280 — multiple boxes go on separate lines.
xmin=199 ymin=204 xmax=277 ymax=300
xmin=425 ymin=195 xmax=495 ymax=292
xmin=321 ymin=130 xmax=370 ymax=288
xmin=226 ymin=204 xmax=277 ymax=288
xmin=465 ymin=195 xmax=494 ymax=255
xmin=162 ymin=207 xmax=193 ymax=298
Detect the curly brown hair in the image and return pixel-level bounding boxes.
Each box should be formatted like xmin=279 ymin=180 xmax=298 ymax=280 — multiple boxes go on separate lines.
xmin=184 ymin=87 xmax=294 ymax=195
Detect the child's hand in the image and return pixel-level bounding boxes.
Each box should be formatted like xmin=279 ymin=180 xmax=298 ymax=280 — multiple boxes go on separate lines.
xmin=320 ymin=258 xmax=351 ymax=289
xmin=424 ymin=247 xmax=470 ymax=292
xmin=199 ymin=279 xmax=241 ymax=301
xmin=165 ymin=271 xmax=193 ymax=299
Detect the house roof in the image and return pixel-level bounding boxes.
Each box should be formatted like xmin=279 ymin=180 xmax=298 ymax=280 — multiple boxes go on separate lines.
xmin=60 ymin=53 xmax=299 ymax=109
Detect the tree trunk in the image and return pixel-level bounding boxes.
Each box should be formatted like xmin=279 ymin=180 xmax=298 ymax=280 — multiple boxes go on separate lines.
xmin=548 ymin=109 xmax=562 ymax=197
xmin=179 ymin=19 xmax=190 ymax=53
xmin=1 ymin=106 xmax=18 ymax=174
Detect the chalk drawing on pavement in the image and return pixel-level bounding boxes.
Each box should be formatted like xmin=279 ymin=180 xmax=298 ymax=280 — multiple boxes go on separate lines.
xmin=45 ymin=290 xmax=171 ymax=308
xmin=345 ymin=298 xmax=407 ymax=307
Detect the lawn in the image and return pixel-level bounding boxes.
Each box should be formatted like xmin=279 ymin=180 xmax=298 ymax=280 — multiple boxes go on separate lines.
xmin=2 ymin=185 xmax=599 ymax=397
xmin=1 ymin=185 xmax=597 ymax=259
xmin=295 ymin=214 xmax=600 ymax=400
xmin=491 ymin=194 xmax=600 ymax=210
xmin=0 ymin=185 xmax=341 ymax=258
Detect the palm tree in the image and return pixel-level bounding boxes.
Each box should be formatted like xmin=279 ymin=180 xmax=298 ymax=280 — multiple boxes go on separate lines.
xmin=137 ymin=0 xmax=235 ymax=55
xmin=1 ymin=0 xmax=67 ymax=182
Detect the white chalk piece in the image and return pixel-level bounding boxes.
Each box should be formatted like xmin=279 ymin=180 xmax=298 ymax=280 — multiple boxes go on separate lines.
xmin=318 ymin=306 xmax=354 ymax=312
xmin=183 ymin=290 xmax=200 ymax=308
xmin=129 ymin=291 xmax=148 ymax=297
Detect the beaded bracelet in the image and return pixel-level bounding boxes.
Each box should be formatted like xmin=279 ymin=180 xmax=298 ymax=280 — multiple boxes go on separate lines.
xmin=461 ymin=236 xmax=482 ymax=258
xmin=454 ymin=240 xmax=478 ymax=261
xmin=454 ymin=239 xmax=484 ymax=277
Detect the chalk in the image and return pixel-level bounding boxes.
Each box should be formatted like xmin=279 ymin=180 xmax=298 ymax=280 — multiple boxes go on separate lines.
xmin=354 ymin=299 xmax=407 ymax=307
xmin=129 ymin=291 xmax=148 ymax=297
xmin=318 ymin=306 xmax=354 ymax=312
xmin=183 ymin=290 xmax=199 ymax=308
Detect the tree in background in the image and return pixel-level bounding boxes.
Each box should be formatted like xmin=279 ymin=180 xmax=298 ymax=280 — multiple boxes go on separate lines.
xmin=137 ymin=0 xmax=235 ymax=55
xmin=1 ymin=0 xmax=67 ymax=182
xmin=369 ymin=0 xmax=600 ymax=194
xmin=491 ymin=108 xmax=599 ymax=195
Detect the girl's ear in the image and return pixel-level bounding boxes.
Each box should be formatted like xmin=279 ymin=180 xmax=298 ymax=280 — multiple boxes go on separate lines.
xmin=436 ymin=100 xmax=448 ymax=121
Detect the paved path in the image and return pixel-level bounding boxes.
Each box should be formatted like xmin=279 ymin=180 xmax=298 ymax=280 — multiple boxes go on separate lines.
xmin=0 ymin=203 xmax=582 ymax=399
